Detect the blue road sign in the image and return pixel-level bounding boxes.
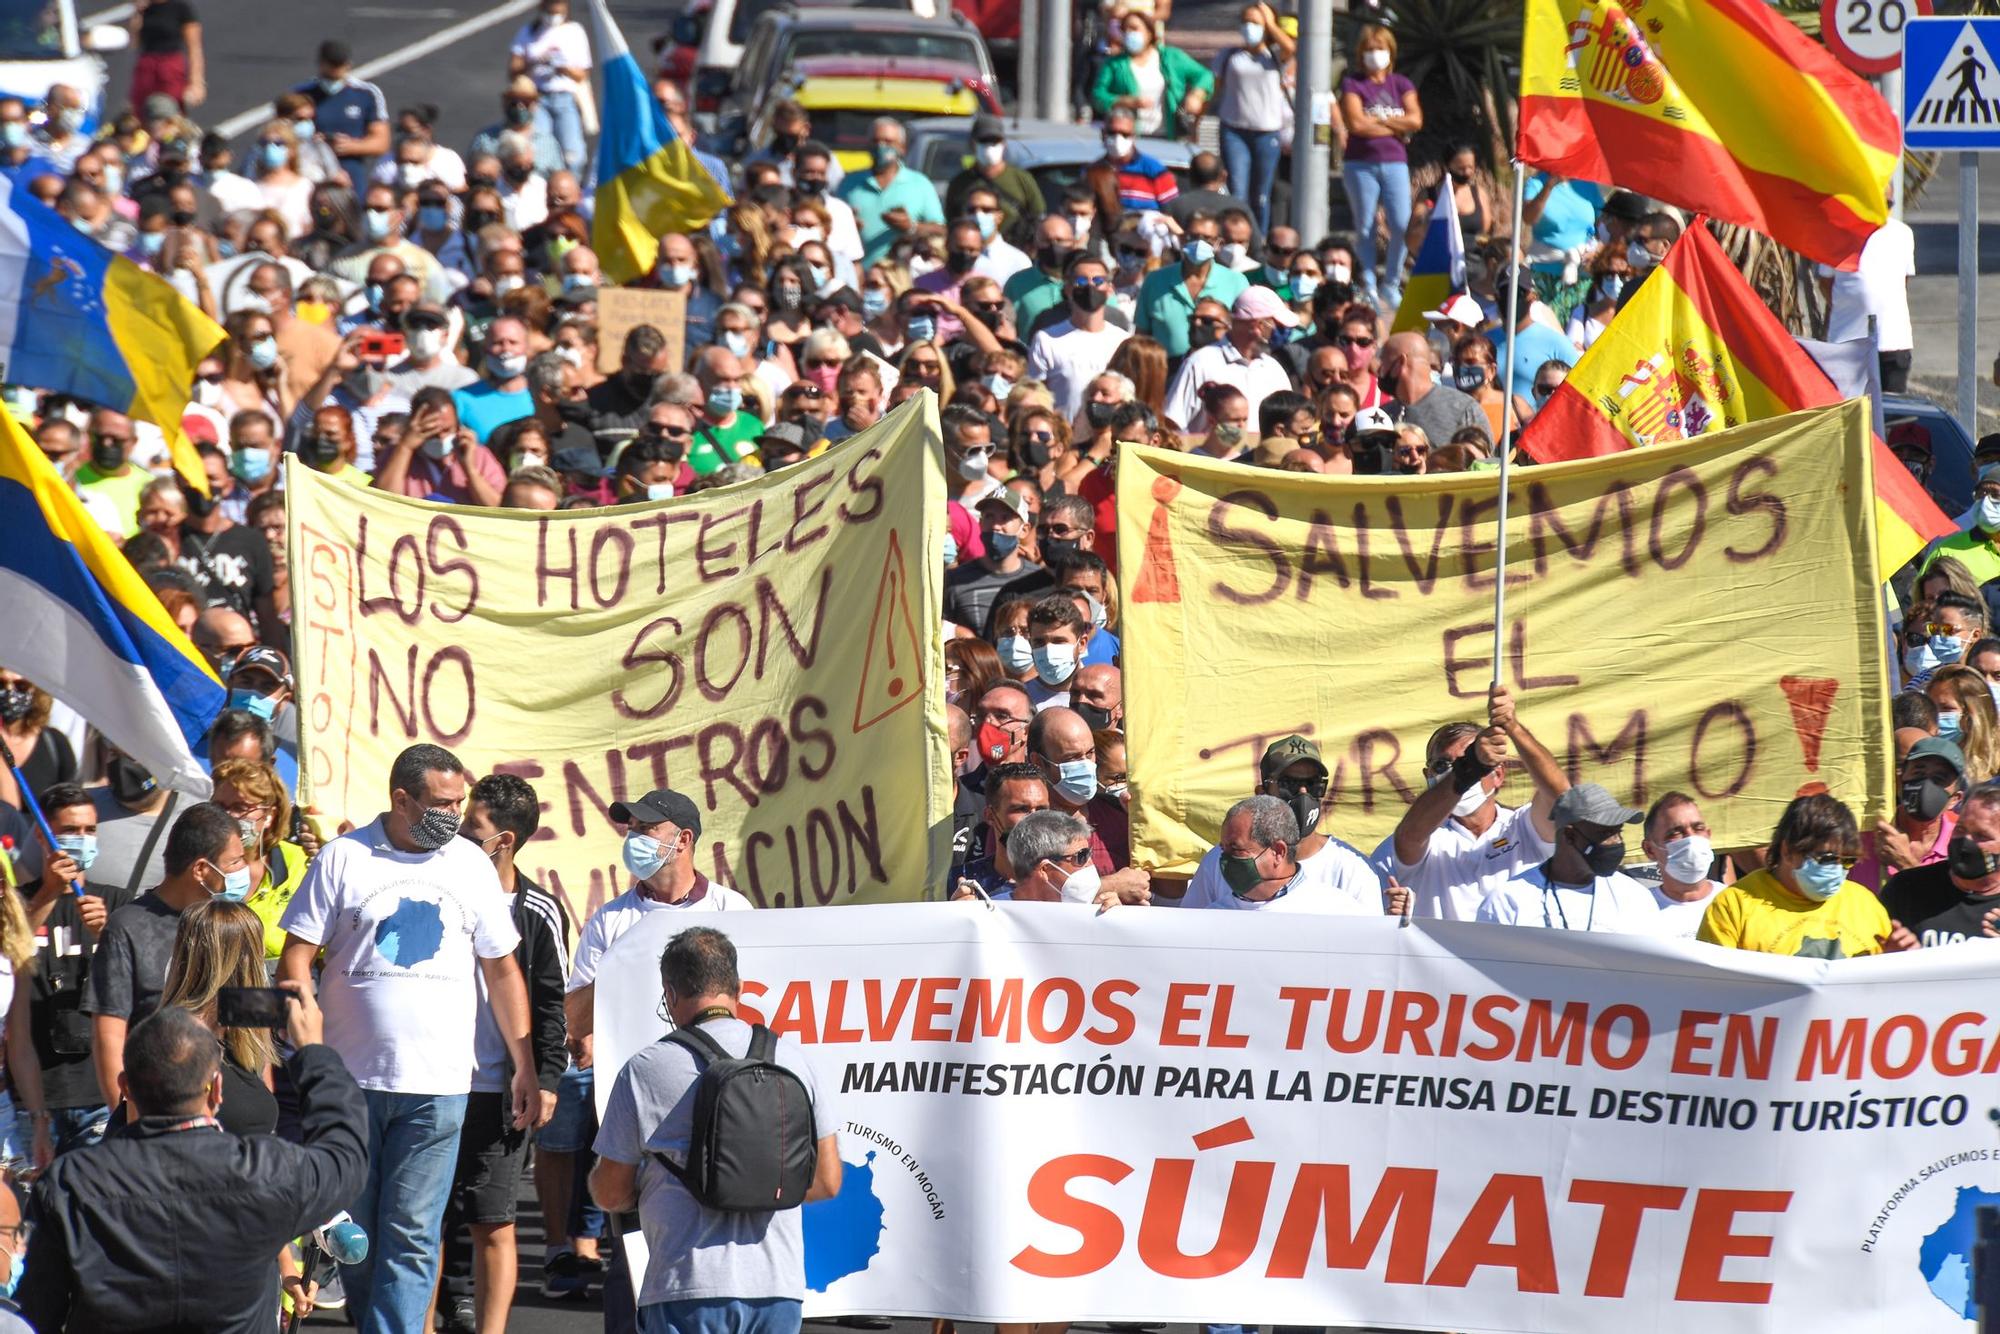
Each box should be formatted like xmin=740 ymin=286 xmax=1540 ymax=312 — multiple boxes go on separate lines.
xmin=1905 ymin=16 xmax=2000 ymax=149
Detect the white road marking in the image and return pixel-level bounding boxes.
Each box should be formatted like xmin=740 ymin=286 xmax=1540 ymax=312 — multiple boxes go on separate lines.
xmin=80 ymin=4 xmax=135 ymax=25
xmin=209 ymin=0 xmax=540 ymax=139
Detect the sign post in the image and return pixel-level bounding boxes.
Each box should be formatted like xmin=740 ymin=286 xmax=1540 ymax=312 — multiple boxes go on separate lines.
xmin=1904 ymin=14 xmax=2000 ymax=436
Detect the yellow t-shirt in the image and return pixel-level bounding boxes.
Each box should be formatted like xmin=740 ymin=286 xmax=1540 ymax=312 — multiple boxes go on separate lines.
xmin=1695 ymin=867 xmax=1889 ymax=959
xmin=246 ymin=839 xmax=310 ymax=961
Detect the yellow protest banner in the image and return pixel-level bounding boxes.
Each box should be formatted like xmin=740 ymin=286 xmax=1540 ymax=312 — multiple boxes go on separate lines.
xmin=1116 ymin=400 xmax=1893 ymax=875
xmin=286 ymin=397 xmax=954 ymax=920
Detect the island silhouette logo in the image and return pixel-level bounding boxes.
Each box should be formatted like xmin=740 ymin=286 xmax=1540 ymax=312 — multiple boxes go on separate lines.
xmin=803 ymin=1122 xmax=947 ymax=1292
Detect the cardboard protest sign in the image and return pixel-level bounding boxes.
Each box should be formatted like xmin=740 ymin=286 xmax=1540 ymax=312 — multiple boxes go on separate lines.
xmin=594 ymin=285 xmax=687 ymax=375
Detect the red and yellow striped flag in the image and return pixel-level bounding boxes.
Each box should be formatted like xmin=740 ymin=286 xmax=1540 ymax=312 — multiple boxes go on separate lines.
xmin=1519 ymin=222 xmax=1953 ymax=574
xmin=1518 ymin=0 xmax=1900 ymax=269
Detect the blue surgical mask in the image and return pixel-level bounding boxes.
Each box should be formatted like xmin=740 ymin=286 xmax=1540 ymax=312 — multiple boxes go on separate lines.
xmin=661 ymin=262 xmax=697 ymax=288
xmin=862 ymin=288 xmax=889 ymax=319
xmin=1793 ymin=856 xmax=1847 ymax=901
xmin=646 ymin=482 xmax=676 ymax=501
xmin=1931 ymin=633 xmax=1964 ymax=664
xmin=906 ymin=315 xmax=936 ymax=344
xmin=1938 ymin=710 xmax=1964 ymax=741
xmin=219 ymin=863 xmax=255 ymax=902
xmin=228 ymin=687 xmax=278 ymax=721
xmin=975 ymin=211 xmax=998 ymax=241
xmin=1905 ymin=640 xmax=1940 ymax=677
xmin=1242 ymin=20 xmax=1265 ymax=44
xmin=1032 ymin=641 xmax=1078 ymax=685
xmin=364 ymin=209 xmax=394 ymax=241
xmin=1182 ymin=238 xmax=1214 ymax=267
xmin=623 ymin=832 xmax=666 ymax=880
xmin=1050 ymin=758 xmax=1099 ymax=803
xmin=54 ymin=833 xmax=98 ymax=872
xmin=986 ymin=529 xmax=1019 ymax=559
xmin=231 ymin=447 xmax=273 ymax=483
xmin=943 ymin=532 xmax=958 ymax=566
xmin=997 ymin=634 xmax=1034 ymax=674
xmin=1292 ymin=273 xmax=1320 ymax=300
xmin=0 ymin=1240 xmax=24 ymax=1299
xmin=1121 ymin=27 xmax=1146 ymax=53
xmin=365 ymin=282 xmax=385 ymax=310
xmin=721 ymin=330 xmax=751 ymax=359
xmin=419 ymin=204 xmax=449 ymax=232
xmin=248 ymin=337 xmax=279 ymax=370
xmin=706 ymin=384 xmax=742 ymax=417
xmin=140 ymin=230 xmax=166 ymax=258
xmin=871 ymin=143 xmax=901 ymax=170
xmin=985 ymin=372 xmax=1013 ymax=399
xmin=260 ymin=141 xmax=288 ymax=170
xmin=808 ymin=262 xmax=830 ymax=289
xmin=0 ymin=121 xmax=25 ymax=150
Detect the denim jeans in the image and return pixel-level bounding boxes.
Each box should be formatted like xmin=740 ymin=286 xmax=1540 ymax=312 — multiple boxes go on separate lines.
xmin=44 ymin=1104 xmax=108 ymax=1157
xmin=537 ymin=1064 xmax=607 ymax=1240
xmin=639 ymin=1296 xmax=804 ymax=1334
xmin=1220 ymin=124 xmax=1283 ymax=235
xmin=342 ymin=1090 xmax=468 ymax=1334
xmin=1340 ymin=158 xmax=1413 ymax=305
xmin=536 ymin=91 xmax=588 ymax=174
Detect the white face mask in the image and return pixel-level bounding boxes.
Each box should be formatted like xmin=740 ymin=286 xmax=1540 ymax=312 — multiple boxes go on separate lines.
xmin=1979 ymin=495 xmax=2000 ymax=531
xmin=1363 ymin=48 xmax=1390 ymax=72
xmin=1663 ymin=834 xmax=1713 ymax=884
xmin=1329 ymin=261 xmax=1352 ymax=284
xmin=996 ymin=634 xmax=1035 ymax=674
xmin=1059 ymin=860 xmax=1103 ymax=904
xmin=408 ymin=328 xmax=445 ymax=361
xmin=1450 ymin=784 xmax=1490 ymax=819
xmin=975 ymin=142 xmax=1005 ymax=169
xmin=1104 ymin=133 xmax=1135 ymax=160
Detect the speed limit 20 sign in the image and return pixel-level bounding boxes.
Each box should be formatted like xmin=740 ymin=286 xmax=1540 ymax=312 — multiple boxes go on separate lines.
xmin=1823 ymin=0 xmax=1933 ymax=75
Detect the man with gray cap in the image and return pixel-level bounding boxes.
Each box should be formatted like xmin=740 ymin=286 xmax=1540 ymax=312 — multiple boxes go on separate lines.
xmin=1477 ymin=782 xmax=1662 ymax=932
xmin=1181 ymin=738 xmax=1404 ymax=915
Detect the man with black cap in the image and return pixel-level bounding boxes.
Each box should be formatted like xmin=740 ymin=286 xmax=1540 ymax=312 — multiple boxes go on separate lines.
xmin=550 ymin=444 xmax=615 ymax=504
xmin=1881 ymin=779 xmax=2000 ymax=947
xmin=946 ymin=115 xmax=1045 ymax=250
xmin=1181 ymin=737 xmax=1399 ymax=914
xmin=389 ymin=302 xmax=475 ymax=396
xmin=1478 ymin=782 xmax=1662 ymax=931
xmin=756 ymin=421 xmax=811 ymax=470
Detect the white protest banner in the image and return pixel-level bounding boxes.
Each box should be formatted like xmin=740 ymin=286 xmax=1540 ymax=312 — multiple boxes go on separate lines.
xmin=595 ymin=905 xmax=2000 ymax=1332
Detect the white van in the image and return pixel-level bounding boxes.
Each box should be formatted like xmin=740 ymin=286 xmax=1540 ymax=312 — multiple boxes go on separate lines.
xmin=0 ymin=0 xmax=130 ymax=132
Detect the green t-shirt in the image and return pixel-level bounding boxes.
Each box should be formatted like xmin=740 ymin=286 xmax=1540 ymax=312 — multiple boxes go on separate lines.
xmin=1005 ymin=268 xmax=1064 ymax=338
xmin=74 ymin=464 xmax=152 ymax=537
xmin=688 ymin=411 xmax=765 ymax=477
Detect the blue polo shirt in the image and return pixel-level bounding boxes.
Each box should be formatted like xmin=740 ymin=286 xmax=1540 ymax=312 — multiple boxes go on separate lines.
xmin=452 ymin=381 xmax=535 ymax=444
xmin=1136 ymin=263 xmax=1248 ymax=361
xmin=1499 ymin=321 xmax=1580 ymax=401
xmin=837 ymin=164 xmax=946 ymax=265
xmin=298 ymin=76 xmax=388 ymax=182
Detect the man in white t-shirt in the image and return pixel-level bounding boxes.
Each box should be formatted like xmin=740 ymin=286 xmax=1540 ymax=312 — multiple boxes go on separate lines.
xmin=1816 ymin=199 xmax=1914 ymax=394
xmin=1478 ymin=784 xmax=1662 ymax=933
xmin=1162 ymin=285 xmax=1299 ymax=433
xmin=278 ymin=743 xmax=540 ymax=1334
xmin=1377 ymin=685 xmax=1571 ymax=922
xmin=545 ymin=787 xmax=751 ymax=1295
xmin=1027 ymin=255 xmax=1131 ymax=418
xmin=1183 ymin=737 xmax=1405 ymax=915
xmin=1637 ymin=790 xmax=1723 ymax=939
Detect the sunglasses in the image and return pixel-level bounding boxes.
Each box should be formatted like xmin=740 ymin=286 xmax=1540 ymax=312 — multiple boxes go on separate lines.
xmin=789 ymin=384 xmax=827 ymax=398
xmin=1073 ymin=275 xmax=1111 ymax=288
xmin=1338 ymin=334 xmax=1375 ymax=349
xmin=1047 ymin=847 xmax=1094 ymax=868
xmin=1804 ymin=853 xmax=1860 ymax=870
xmin=1925 ymin=623 xmax=1967 ymax=637
xmin=806 ymin=358 xmax=842 ymax=370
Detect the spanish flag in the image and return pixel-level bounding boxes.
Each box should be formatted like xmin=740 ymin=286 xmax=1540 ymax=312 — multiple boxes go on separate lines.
xmin=588 ymin=0 xmax=733 ymax=285
xmin=1518 ymin=0 xmax=1899 ymax=269
xmin=0 ymin=407 xmax=223 ymax=796
xmin=1519 ymin=222 xmax=1953 ymax=575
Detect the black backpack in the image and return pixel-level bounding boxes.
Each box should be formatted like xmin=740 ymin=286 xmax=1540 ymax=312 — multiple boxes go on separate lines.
xmin=651 ymin=1022 xmax=819 ymax=1212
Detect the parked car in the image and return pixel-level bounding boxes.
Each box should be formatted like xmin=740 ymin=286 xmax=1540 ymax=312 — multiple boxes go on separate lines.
xmin=905 ymin=115 xmax=1193 ymax=201
xmin=746 ymin=58 xmax=997 ymax=170
xmin=722 ymin=8 xmax=993 ymax=129
xmin=0 ymin=0 xmax=128 ymax=133
xmin=687 ymin=0 xmax=962 ymax=123
xmin=1884 ymin=392 xmax=1977 ymax=521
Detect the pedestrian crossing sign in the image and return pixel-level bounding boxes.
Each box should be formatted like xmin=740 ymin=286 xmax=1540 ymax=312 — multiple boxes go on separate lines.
xmin=1904 ymin=16 xmax=2000 ymax=148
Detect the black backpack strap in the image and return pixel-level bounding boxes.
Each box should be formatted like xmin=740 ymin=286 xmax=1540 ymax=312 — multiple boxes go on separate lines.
xmin=748 ymin=1024 xmax=777 ymax=1064
xmin=664 ymin=1022 xmax=733 ymax=1067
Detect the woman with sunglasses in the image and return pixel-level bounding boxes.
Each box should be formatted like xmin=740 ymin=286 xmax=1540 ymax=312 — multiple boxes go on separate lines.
xmin=1696 ymin=795 xmax=1907 ymax=957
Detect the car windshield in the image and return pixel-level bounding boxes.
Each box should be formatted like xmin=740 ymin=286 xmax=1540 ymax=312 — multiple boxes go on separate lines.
xmin=0 ymin=0 xmax=65 ymax=60
xmin=789 ymin=29 xmax=981 ymax=66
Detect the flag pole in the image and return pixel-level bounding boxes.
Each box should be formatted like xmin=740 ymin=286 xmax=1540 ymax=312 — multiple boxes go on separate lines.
xmin=1492 ymin=164 xmax=1528 ymax=687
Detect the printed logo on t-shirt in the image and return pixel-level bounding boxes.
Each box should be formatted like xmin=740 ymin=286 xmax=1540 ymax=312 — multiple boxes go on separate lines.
xmin=374 ymin=898 xmax=446 ymax=967
xmin=1484 ymin=837 xmax=1513 ymax=860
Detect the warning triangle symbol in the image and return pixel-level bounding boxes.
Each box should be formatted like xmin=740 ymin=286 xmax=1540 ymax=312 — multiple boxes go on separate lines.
xmin=1778 ymin=676 xmax=1840 ymax=774
xmin=1911 ymin=23 xmax=2000 ymax=127
xmin=852 ymin=528 xmax=927 ymax=734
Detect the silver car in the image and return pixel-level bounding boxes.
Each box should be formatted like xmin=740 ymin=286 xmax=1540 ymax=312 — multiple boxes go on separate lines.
xmin=905 ymin=115 xmax=1193 ymax=201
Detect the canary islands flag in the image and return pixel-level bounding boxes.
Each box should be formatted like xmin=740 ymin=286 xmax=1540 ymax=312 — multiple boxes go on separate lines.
xmin=1518 ymin=0 xmax=1898 ymax=268
xmin=589 ymin=0 xmax=732 ymax=285
xmin=1391 ymin=179 xmax=1465 ymax=334
xmin=0 ymin=175 xmax=224 ymax=491
xmin=1519 ymin=221 xmax=1953 ymax=575
xmin=0 ymin=408 xmax=223 ymax=796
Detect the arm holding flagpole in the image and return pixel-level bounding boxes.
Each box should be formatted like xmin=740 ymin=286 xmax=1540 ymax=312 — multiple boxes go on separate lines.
xmin=0 ymin=738 xmax=81 ymax=898
xmin=1492 ymin=164 xmax=1528 ymax=688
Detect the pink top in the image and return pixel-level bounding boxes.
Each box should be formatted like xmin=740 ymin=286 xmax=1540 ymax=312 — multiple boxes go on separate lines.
xmin=1852 ymin=810 xmax=1955 ymax=892
xmin=390 ymin=444 xmax=507 ymax=505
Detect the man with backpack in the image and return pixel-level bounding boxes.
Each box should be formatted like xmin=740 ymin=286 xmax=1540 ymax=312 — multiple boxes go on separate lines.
xmin=590 ymin=925 xmax=843 ymax=1334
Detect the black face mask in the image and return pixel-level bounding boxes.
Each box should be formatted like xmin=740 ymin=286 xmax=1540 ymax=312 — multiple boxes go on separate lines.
xmin=184 ymin=486 xmax=217 ymax=518
xmin=170 ymin=208 xmax=197 ymax=227
xmin=1073 ymin=700 xmax=1113 ymax=733
xmin=1085 ymin=400 xmax=1117 ymax=430
xmin=772 ymin=131 xmax=799 ymax=153
xmin=1273 ymin=780 xmax=1323 ymax=838
xmin=1453 ymin=363 xmax=1487 ymax=393
xmin=502 ymin=161 xmax=533 ymax=184
xmin=1071 ymin=284 xmax=1109 ymax=314
xmin=1574 ymin=834 xmax=1626 ymax=878
xmin=556 ymin=395 xmax=593 ymax=424
xmin=89 ymin=435 xmax=127 ymax=471
xmin=464 ymin=208 xmax=499 ymax=231
xmin=1899 ymin=776 xmax=1954 ymax=822
xmin=946 ymin=249 xmax=978 ymax=275
xmin=1190 ymin=321 xmax=1223 ymax=350
xmin=300 ymin=433 xmax=341 ymax=468
xmin=0 ymin=685 xmax=32 ymax=724
xmin=107 ymin=754 xmax=157 ymax=806
xmin=797 ymin=176 xmax=827 ymax=197
xmin=1019 ymin=437 xmax=1053 ymax=469
xmin=1040 ymin=535 xmax=1080 ymax=562
xmin=1948 ymin=833 xmax=2000 ymax=881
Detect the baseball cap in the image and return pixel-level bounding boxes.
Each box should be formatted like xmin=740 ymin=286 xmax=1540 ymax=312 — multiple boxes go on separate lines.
xmin=142 ymin=93 xmax=179 ymax=123
xmin=1975 ymin=431 xmax=2000 ymax=461
xmin=1601 ymin=191 xmax=1650 ymax=224
xmin=1422 ymin=292 xmax=1484 ymax=328
xmin=757 ymin=421 xmax=810 ymax=458
xmin=1887 ymin=420 xmax=1932 ymax=456
xmin=318 ymin=39 xmax=352 ymax=67
xmin=1906 ymin=736 xmax=1966 ymax=778
xmin=814 ymin=287 xmax=864 ymax=317
xmin=609 ymin=788 xmax=703 ymax=835
xmin=1550 ymin=783 xmax=1644 ymax=832
xmin=976 ymin=488 xmax=1030 ymax=524
xmin=228 ymin=645 xmax=294 ymax=691
xmin=402 ymin=302 xmax=450 ymax=331
xmin=1231 ymin=285 xmax=1301 ymax=329
xmin=551 ymin=444 xmax=613 ymax=479
xmin=1260 ymin=734 xmax=1327 ymax=782
xmin=1352 ymin=406 xmax=1397 ymax=438
xmin=972 ymin=113 xmax=1006 ymax=144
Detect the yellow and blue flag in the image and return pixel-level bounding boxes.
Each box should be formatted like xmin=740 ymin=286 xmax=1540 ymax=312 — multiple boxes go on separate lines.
xmin=0 ymin=408 xmax=223 ymax=796
xmin=1391 ymin=179 xmax=1466 ymax=334
xmin=0 ymin=175 xmax=225 ymax=491
xmin=588 ymin=0 xmax=733 ymax=285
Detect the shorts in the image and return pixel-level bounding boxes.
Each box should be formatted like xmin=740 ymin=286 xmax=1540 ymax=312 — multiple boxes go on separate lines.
xmin=449 ymin=1090 xmax=529 ymax=1225
xmin=537 ymin=1064 xmax=595 ymax=1152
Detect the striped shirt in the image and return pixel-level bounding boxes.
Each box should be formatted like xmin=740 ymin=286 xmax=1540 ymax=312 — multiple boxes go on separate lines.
xmin=1109 ymin=152 xmax=1180 ymax=213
